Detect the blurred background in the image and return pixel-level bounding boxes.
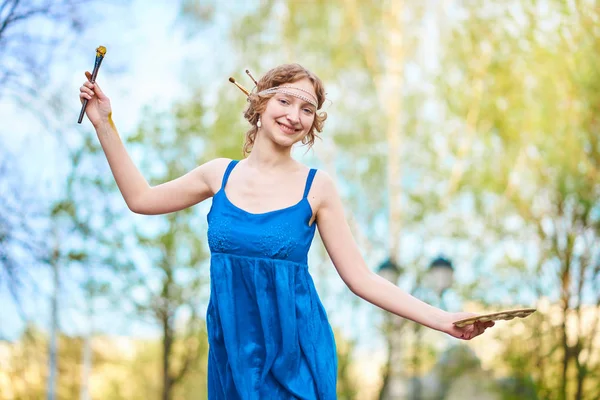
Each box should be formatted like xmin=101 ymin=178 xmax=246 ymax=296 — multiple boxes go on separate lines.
xmin=1 ymin=0 xmax=599 ymax=399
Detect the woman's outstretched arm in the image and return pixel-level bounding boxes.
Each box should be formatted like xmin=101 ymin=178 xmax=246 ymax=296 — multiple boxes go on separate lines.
xmin=79 ymin=71 xmax=229 ymax=215
xmin=313 ymin=171 xmax=493 ymax=340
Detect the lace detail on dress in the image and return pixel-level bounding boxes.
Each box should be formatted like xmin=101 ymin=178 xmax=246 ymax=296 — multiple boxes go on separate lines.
xmin=207 ymin=211 xmax=233 ymax=254
xmin=259 ymin=221 xmax=297 ymax=259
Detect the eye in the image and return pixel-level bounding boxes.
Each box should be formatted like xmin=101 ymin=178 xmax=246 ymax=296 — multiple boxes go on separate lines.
xmin=278 ymin=98 xmax=290 ymax=105
xmin=303 ymin=108 xmax=315 ymax=115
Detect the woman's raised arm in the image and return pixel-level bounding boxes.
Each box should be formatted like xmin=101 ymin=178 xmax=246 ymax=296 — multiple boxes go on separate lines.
xmin=79 ymin=71 xmax=229 ymax=215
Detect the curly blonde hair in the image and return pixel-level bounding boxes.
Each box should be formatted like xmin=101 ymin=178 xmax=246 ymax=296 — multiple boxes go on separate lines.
xmin=242 ymin=64 xmax=327 ymax=155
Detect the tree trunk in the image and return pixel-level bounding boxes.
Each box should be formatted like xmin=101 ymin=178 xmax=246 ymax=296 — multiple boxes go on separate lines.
xmin=47 ymin=236 xmax=60 ymax=400
xmin=162 ymin=311 xmax=174 ymax=400
xmin=411 ymin=324 xmax=423 ymax=400
xmin=380 ymin=316 xmax=409 ymax=399
xmin=573 ymin=333 xmax=586 ymax=400
xmin=560 ymin=287 xmax=570 ymax=400
xmin=80 ymin=306 xmax=92 ymax=400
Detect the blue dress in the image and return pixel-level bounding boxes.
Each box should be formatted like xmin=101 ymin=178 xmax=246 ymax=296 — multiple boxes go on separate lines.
xmin=206 ymin=160 xmax=338 ymax=399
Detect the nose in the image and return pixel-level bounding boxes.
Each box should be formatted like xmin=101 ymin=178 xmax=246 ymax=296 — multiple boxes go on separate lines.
xmin=286 ymin=108 xmax=301 ymax=125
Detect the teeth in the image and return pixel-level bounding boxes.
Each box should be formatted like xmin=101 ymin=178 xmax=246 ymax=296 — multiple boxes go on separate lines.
xmin=279 ymin=123 xmax=295 ymax=133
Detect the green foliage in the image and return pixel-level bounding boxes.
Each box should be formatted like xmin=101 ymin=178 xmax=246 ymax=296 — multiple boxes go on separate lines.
xmin=123 ymin=98 xmax=214 ymax=399
xmin=439 ymin=1 xmax=600 ymax=398
xmin=334 ymin=329 xmax=360 ymax=399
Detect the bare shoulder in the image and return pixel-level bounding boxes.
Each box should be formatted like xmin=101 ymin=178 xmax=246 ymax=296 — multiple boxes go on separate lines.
xmin=312 ymin=169 xmax=336 ymax=193
xmin=203 ymin=157 xmax=233 ymax=174
xmin=310 ymin=169 xmax=341 ymax=212
xmin=196 ymin=157 xmax=234 ymax=195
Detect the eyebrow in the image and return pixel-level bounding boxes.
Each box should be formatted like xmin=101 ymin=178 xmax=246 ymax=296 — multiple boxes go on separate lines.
xmin=278 ymin=93 xmax=316 ymax=109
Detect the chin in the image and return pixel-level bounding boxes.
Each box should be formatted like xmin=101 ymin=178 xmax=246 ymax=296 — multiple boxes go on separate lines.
xmin=273 ymin=136 xmax=298 ymax=149
xmin=271 ymin=132 xmax=303 ymax=147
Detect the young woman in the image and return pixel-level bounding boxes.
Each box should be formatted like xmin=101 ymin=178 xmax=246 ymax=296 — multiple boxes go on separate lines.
xmin=79 ymin=63 xmax=494 ymax=399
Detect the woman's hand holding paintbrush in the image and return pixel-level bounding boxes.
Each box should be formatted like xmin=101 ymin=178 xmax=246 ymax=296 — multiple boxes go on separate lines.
xmin=78 ymin=71 xmax=112 ymax=128
xmin=78 ymin=46 xmax=107 ymax=124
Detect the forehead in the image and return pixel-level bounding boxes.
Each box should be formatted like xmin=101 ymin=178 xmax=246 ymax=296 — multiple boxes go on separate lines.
xmin=282 ymin=77 xmax=317 ymax=101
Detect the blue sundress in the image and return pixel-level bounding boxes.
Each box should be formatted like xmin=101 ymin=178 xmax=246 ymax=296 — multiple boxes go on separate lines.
xmin=206 ymin=160 xmax=337 ymax=399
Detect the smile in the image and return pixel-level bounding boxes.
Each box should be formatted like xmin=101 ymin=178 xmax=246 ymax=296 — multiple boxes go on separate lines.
xmin=277 ymin=122 xmax=299 ymax=135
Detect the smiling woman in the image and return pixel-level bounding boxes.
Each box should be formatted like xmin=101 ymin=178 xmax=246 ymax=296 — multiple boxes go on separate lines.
xmin=240 ymin=63 xmax=327 ymax=155
xmin=78 ymin=62 xmax=495 ymax=400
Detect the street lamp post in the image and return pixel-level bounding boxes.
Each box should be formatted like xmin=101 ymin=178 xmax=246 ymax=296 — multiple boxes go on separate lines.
xmin=412 ymin=256 xmax=455 ymax=400
xmin=427 ymin=256 xmax=454 ymax=309
xmin=376 ymin=258 xmax=407 ymax=400
xmin=377 ymin=258 xmax=402 ymax=285
xmin=377 ymin=256 xmax=455 ymax=400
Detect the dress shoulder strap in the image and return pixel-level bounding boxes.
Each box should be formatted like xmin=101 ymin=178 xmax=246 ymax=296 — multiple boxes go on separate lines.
xmin=302 ymin=169 xmax=318 ymax=199
xmin=221 ymin=160 xmax=239 ymax=189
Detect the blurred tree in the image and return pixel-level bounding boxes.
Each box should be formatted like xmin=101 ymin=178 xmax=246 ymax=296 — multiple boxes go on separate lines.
xmin=439 ymin=1 xmax=600 ymax=399
xmin=0 ymin=151 xmax=47 ymax=317
xmin=95 ymin=333 xmax=209 ymax=400
xmin=0 ymin=0 xmax=92 ymax=101
xmin=47 ymin=142 xmax=132 ymax=400
xmin=123 ymin=99 xmax=213 ymax=400
xmin=0 ymin=0 xmax=108 ymax=335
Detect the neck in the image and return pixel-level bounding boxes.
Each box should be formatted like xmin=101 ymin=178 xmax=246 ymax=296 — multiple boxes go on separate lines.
xmin=245 ymin=131 xmax=295 ymax=170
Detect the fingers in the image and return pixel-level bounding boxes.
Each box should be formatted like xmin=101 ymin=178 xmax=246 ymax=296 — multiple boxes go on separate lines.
xmin=81 ymin=83 xmax=94 ymax=95
xmin=465 ymin=325 xmax=482 ymax=340
xmin=453 ymin=320 xmax=494 ymax=340
xmin=470 ymin=321 xmax=493 ymax=338
xmin=79 ymin=92 xmax=90 ymax=104
xmin=92 ymin=81 xmax=105 ymax=98
xmin=475 ymin=325 xmax=485 ymax=337
xmin=80 ymin=84 xmax=94 ymax=101
xmin=476 ymin=320 xmax=494 ymax=330
xmin=82 ymin=71 xmax=106 ymax=99
xmin=451 ymin=326 xmax=472 ymax=340
xmin=464 ymin=326 xmax=478 ymax=340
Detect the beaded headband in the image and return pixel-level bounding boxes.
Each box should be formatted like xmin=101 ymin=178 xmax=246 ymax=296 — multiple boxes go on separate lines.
xmin=229 ymin=69 xmax=319 ymax=109
xmin=257 ymin=86 xmax=318 ymax=108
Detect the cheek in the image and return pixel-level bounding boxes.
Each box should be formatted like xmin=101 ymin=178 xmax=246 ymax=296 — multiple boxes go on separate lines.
xmin=302 ymin=115 xmax=316 ymax=128
xmin=263 ymin=100 xmax=281 ymax=116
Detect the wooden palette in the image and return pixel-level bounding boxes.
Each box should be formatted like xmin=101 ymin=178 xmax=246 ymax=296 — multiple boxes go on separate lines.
xmin=453 ymin=308 xmax=537 ymax=328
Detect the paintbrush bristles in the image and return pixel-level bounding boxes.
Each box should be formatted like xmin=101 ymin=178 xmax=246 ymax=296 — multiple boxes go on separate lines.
xmin=229 ymin=76 xmax=250 ymax=96
xmin=245 ymin=69 xmax=258 ymax=85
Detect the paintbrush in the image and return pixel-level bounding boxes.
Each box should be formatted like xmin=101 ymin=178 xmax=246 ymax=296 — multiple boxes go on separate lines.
xmin=229 ymin=77 xmax=250 ymax=96
xmin=78 ymin=46 xmax=107 ymax=124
